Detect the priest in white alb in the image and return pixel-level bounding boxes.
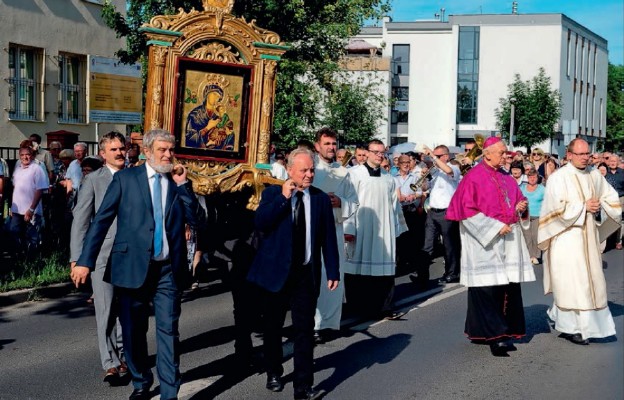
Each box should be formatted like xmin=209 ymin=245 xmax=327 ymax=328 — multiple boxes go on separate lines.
xmin=312 ymin=128 xmax=358 ymax=342
xmin=446 ymin=137 xmax=536 ymax=357
xmin=343 ymin=139 xmax=407 ymax=320
xmin=538 ymin=138 xmax=622 ymax=345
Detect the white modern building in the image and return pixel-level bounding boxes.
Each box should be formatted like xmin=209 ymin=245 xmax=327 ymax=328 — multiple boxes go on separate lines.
xmin=0 ymin=0 xmax=128 ymax=149
xmin=350 ymin=12 xmax=609 ymax=155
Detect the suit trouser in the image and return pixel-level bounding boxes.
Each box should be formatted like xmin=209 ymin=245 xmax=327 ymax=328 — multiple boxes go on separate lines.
xmin=418 ymin=209 xmax=461 ymax=282
xmin=263 ymin=263 xmax=318 ymax=392
xmin=118 ymin=262 xmax=181 ymax=400
xmin=397 ymin=207 xmax=425 ymax=270
xmin=91 ymin=266 xmax=124 ymax=370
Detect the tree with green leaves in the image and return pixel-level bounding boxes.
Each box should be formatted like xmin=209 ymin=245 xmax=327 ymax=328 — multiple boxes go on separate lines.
xmin=102 ymin=0 xmax=390 ymax=149
xmin=495 ymin=67 xmax=562 ymax=152
xmin=604 ymin=63 xmax=624 ymax=151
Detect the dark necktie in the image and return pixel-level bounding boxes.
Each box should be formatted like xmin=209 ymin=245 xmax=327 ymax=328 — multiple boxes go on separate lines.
xmin=153 ymin=173 xmax=163 ymax=257
xmin=293 ymin=191 xmax=306 ymax=266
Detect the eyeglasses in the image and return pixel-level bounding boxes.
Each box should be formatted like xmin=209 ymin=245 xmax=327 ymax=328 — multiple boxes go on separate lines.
xmin=532 ymin=153 xmax=543 ymax=156
xmin=433 ymin=153 xmax=448 ymax=157
xmin=368 ymin=150 xmax=384 ymax=156
xmin=398 ymin=161 xmax=410 ymax=164
xmin=569 ymin=151 xmax=591 ymax=157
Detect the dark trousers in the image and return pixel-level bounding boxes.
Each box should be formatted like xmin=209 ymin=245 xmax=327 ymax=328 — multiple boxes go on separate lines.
xmin=230 ymin=238 xmax=261 ymax=359
xmin=397 ymin=207 xmax=425 ymax=273
xmin=344 ymin=273 xmax=394 ymax=318
xmin=417 ymin=208 xmax=461 ymax=283
xmin=263 ymin=263 xmax=318 ymax=392
xmin=118 ymin=262 xmax=181 ymax=400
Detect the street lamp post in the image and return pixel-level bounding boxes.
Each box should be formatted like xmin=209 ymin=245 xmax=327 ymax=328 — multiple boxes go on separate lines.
xmin=509 ymin=97 xmax=516 ymax=149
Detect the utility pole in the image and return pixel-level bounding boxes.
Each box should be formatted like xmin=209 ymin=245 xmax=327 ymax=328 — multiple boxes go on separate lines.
xmin=509 ymin=97 xmax=516 ymax=149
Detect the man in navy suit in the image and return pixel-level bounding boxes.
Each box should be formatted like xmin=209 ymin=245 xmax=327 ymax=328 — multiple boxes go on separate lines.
xmin=72 ymin=129 xmax=205 ymax=400
xmin=248 ymin=147 xmax=339 ymax=400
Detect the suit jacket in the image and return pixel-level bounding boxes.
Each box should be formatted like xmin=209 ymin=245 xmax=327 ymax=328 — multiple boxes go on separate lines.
xmin=247 ymin=185 xmax=339 ymax=293
xmin=76 ymin=164 xmax=205 ymax=289
xmin=70 ymin=167 xmax=116 ymax=270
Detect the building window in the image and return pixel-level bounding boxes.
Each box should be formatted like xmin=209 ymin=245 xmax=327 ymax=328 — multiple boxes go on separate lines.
xmin=392 ymin=44 xmax=410 ymax=75
xmin=456 ymin=26 xmax=480 ymax=124
xmin=391 ymin=110 xmax=409 ymax=123
xmin=593 ymin=47 xmax=597 ymax=84
xmin=392 ymin=86 xmax=409 ymax=101
xmin=566 ymin=29 xmax=571 ymax=77
xmin=7 ymin=44 xmax=44 ymax=121
xmin=58 ymin=53 xmax=87 ymax=123
xmin=574 ymin=34 xmax=579 ymax=80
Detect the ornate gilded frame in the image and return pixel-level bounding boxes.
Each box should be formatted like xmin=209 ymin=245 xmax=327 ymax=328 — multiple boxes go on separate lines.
xmin=140 ymin=0 xmax=288 ymax=209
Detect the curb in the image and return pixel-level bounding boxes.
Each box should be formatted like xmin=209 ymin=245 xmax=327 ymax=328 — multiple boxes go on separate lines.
xmin=0 ymin=282 xmax=76 ymax=308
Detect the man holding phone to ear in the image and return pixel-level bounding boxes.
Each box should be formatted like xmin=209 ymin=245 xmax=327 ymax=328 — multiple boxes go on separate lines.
xmin=247 ymin=147 xmax=339 ymax=400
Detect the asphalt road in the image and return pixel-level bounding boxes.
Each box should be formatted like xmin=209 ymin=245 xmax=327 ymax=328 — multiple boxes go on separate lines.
xmin=0 ymin=249 xmax=622 ymax=400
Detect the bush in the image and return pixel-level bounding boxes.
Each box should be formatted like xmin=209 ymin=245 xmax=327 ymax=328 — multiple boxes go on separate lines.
xmin=0 ymin=250 xmax=70 ymax=292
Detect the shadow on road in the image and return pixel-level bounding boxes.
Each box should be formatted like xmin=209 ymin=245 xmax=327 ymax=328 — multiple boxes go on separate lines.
xmin=313 ymin=332 xmax=411 ymax=395
xmin=34 ymin=295 xmax=95 ymax=319
xmin=183 ymin=352 xmax=261 ymax=399
xmin=608 ymin=300 xmax=624 ymax=317
xmin=518 ymin=303 xmax=551 ymax=344
xmin=0 ymin=338 xmax=15 ymax=350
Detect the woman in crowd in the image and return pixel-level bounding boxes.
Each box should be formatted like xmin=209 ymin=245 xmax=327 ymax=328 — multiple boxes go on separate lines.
xmin=543 ymin=157 xmax=559 ymax=184
xmin=510 ymin=160 xmax=527 ymax=185
xmin=520 ymin=168 xmax=546 ymax=264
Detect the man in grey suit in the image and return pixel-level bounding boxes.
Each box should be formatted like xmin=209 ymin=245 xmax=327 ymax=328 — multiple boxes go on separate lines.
xmin=70 ymin=131 xmax=127 ymax=384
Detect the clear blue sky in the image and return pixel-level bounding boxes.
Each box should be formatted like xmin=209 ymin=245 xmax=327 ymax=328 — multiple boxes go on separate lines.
xmin=387 ymin=0 xmax=623 ymax=65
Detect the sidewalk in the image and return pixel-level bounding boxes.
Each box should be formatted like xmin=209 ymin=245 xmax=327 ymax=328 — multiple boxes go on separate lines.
xmin=0 ymin=256 xmax=452 ymax=312
xmin=0 ymin=282 xmax=76 ymax=307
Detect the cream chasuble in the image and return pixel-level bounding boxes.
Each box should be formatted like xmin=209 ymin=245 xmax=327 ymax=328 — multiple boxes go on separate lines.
xmin=538 ymin=164 xmax=622 ymax=311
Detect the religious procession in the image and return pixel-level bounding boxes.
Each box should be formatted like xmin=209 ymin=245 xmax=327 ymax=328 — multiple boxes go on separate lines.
xmin=1 ymin=1 xmax=623 ymax=400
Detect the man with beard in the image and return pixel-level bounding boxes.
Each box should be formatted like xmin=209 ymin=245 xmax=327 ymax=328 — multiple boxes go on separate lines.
xmin=312 ymin=127 xmax=358 ymax=343
xmin=72 ymin=129 xmax=206 ymax=400
xmin=70 ymin=131 xmax=128 ymax=385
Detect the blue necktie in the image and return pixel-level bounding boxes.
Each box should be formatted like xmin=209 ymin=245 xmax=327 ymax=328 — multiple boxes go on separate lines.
xmin=153 ymin=173 xmax=163 ymax=258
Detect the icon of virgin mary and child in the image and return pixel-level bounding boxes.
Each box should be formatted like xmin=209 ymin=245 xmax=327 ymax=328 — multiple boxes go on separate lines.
xmin=185 ymin=76 xmax=235 ymax=150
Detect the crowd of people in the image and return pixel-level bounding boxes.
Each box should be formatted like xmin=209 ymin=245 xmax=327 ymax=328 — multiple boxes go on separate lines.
xmin=0 ymin=135 xmax=144 ymax=261
xmin=0 ymin=129 xmax=622 ymax=400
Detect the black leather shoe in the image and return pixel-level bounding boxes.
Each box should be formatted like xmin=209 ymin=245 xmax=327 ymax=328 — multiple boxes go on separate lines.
xmin=489 ymin=341 xmax=510 ymax=357
xmin=129 ymin=388 xmax=151 ymax=400
xmin=409 ymin=274 xmax=429 ymax=291
xmin=443 ymin=275 xmax=460 ymax=283
xmin=314 ymin=330 xmax=324 ymax=345
xmin=266 ymin=374 xmax=284 ymax=392
xmin=437 ymin=274 xmax=449 ymax=284
xmin=562 ymin=333 xmax=589 ymax=345
xmin=294 ymin=388 xmax=325 ymax=400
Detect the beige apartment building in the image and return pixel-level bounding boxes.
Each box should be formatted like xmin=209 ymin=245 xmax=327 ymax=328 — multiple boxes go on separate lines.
xmin=0 ymin=0 xmax=129 ymax=151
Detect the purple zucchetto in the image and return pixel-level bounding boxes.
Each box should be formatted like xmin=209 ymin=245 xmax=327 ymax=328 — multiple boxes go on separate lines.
xmin=483 ymin=136 xmax=503 ymax=149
